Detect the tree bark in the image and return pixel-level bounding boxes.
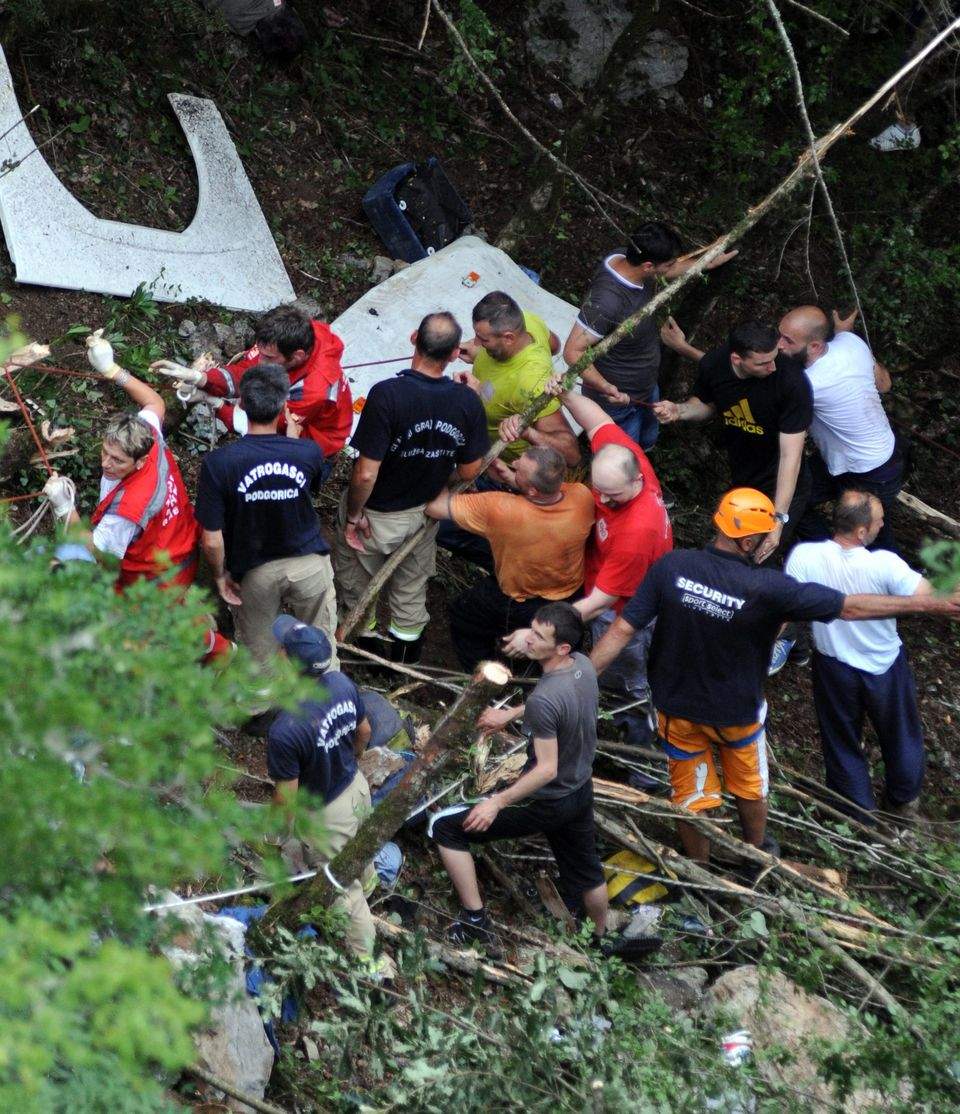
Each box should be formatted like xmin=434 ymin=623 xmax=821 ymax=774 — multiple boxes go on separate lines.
xmin=260 ymin=661 xmax=510 ymax=934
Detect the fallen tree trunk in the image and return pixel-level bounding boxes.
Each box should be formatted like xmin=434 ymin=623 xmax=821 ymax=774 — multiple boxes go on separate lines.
xmin=897 ymin=489 xmax=960 ymax=540
xmin=260 ymin=661 xmax=510 ymax=934
xmin=338 ymin=16 xmax=960 ymax=641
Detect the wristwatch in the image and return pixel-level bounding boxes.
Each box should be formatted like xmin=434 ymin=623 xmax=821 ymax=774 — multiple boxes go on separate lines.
xmin=773 ymin=511 xmax=790 ymax=525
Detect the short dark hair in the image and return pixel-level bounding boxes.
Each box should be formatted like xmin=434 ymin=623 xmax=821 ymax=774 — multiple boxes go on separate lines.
xmin=833 ymin=488 xmax=876 ymax=535
xmin=523 ymin=445 xmax=565 ymax=495
xmin=472 ymin=291 xmax=524 ymax=334
xmin=533 ymin=602 xmax=584 ymax=652
xmin=255 ymin=305 xmax=315 ymax=359
xmin=729 ymin=320 xmax=779 ymax=358
xmin=415 ymin=311 xmax=462 ymax=361
xmin=624 ymin=222 xmax=683 ymax=266
xmin=240 ymin=363 xmax=289 ymax=423
xmin=253 ymin=8 xmax=309 ymax=65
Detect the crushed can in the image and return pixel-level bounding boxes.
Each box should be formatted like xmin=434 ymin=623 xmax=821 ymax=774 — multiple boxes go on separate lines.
xmin=720 ymin=1029 xmax=753 ymax=1067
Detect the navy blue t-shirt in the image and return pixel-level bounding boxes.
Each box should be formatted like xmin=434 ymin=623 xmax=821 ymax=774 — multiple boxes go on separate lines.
xmin=622 ymin=545 xmax=844 ymax=726
xmin=195 ymin=434 xmax=328 ymax=580
xmin=351 ymin=368 xmax=489 ymax=512
xmin=267 ymin=672 xmax=366 ymax=805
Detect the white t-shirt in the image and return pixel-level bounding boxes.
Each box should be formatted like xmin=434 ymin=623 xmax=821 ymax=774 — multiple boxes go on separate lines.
xmin=785 ymin=539 xmax=922 ymax=674
xmin=804 ymin=332 xmax=894 ymax=475
xmin=91 ymin=409 xmax=163 ymax=559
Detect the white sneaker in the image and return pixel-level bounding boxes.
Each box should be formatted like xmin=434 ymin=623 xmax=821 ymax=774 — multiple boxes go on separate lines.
xmin=869 ymin=122 xmax=920 ymax=151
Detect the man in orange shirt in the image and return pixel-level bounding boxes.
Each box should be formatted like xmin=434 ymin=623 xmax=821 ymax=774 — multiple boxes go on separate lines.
xmin=424 ymin=445 xmax=594 ymax=670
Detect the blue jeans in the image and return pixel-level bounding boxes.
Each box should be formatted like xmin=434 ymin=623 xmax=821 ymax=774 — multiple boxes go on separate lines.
xmin=603 ymin=386 xmax=660 ymax=451
xmin=811 ymin=647 xmax=924 ymax=813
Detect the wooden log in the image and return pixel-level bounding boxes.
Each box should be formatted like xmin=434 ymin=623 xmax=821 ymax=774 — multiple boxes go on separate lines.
xmin=373 ymin=915 xmax=524 ymax=986
xmin=260 ymin=662 xmax=510 ymax=934
xmin=897 ymin=489 xmax=960 ymax=540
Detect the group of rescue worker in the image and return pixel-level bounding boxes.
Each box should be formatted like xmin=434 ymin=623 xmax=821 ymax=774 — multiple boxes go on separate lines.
xmin=38 ymin=220 xmax=959 ymax=955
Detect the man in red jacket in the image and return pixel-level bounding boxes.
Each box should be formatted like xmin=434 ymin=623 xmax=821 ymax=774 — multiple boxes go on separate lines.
xmin=43 ymin=331 xmax=231 ymax=663
xmin=154 ymin=305 xmax=352 ymax=476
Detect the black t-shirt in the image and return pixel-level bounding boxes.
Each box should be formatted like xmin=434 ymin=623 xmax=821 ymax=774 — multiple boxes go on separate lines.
xmin=694 ymin=345 xmax=813 ymax=494
xmin=267 ymin=672 xmax=365 ymax=805
xmin=622 ymin=546 xmax=844 ymax=726
xmin=577 ymin=254 xmax=660 ymax=406
xmin=351 ymin=368 xmax=489 ymax=513
xmin=195 ymin=434 xmax=328 ymax=580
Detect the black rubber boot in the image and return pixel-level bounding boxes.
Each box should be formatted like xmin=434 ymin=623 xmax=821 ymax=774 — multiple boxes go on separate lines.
xmin=389 ymin=635 xmax=424 ymax=665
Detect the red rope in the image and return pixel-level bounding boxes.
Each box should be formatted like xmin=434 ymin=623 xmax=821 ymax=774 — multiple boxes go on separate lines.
xmin=0 ymin=489 xmax=45 ymax=504
xmin=3 ymin=369 xmax=52 ymax=474
xmin=341 ymin=354 xmax=413 ymax=370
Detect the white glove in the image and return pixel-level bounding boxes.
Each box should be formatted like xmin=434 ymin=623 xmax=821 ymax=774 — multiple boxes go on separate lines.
xmin=177 ymin=384 xmax=219 ymax=407
xmin=151 ymin=358 xmax=207 ymax=387
xmin=43 ymin=474 xmax=75 ymax=519
xmin=85 ymin=329 xmax=123 ymax=379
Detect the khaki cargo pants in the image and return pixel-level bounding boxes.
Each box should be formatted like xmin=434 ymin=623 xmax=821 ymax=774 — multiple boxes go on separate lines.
xmin=282 ymin=770 xmax=378 ymax=959
xmin=234 ymin=552 xmax=338 ymax=667
xmin=332 ymin=496 xmax=437 ymax=638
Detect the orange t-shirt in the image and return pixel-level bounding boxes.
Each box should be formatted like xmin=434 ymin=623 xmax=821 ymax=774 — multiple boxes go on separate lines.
xmin=450 ymin=484 xmax=595 ymax=602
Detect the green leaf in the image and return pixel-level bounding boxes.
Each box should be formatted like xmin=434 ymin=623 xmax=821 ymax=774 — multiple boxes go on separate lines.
xmin=70 ymin=115 xmax=91 ymax=134
xmin=557 ymin=966 xmax=590 ymax=991
xmin=749 ymin=911 xmax=769 ymax=938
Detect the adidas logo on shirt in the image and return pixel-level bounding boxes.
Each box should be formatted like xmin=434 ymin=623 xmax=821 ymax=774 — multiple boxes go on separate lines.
xmin=722 ymin=398 xmax=764 ymax=435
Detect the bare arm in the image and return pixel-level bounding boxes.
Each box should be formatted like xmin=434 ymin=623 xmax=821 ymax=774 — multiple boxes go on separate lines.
xmin=346 ymin=456 xmax=381 ymax=520
xmin=118 ymin=371 xmax=166 ymax=422
xmin=424 ymin=489 xmax=454 ymax=521
xmin=660 ymin=316 xmax=705 ymax=363
xmin=201 ymin=528 xmax=242 ymax=605
xmin=456 ymin=457 xmax=484 ymax=482
xmin=662 ymin=248 xmax=738 ymax=280
xmin=526 ymin=408 xmax=582 ymax=466
xmin=590 ymin=615 xmax=637 ymax=673
xmin=354 ymin=716 xmax=372 ymax=758
xmin=556 ymin=387 xmax=614 ymax=440
xmin=874 ymin=361 xmax=892 ymax=394
xmin=575 ymin=587 xmax=621 ymax=622
xmin=754 ymin=430 xmax=806 ymax=564
xmin=563 ymin=324 xmax=628 ymax=405
xmin=651 ymin=396 xmax=716 ymax=425
xmin=839 ymin=591 xmax=960 ymax=621
xmin=548 ymin=330 xmax=561 ymax=356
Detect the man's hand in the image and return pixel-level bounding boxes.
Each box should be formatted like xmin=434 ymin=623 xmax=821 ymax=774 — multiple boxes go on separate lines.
xmin=500 ymin=627 xmax=531 ymax=657
xmin=345 ymin=513 xmax=372 ymax=552
xmin=477 ymin=705 xmax=519 ymax=736
xmin=659 ymin=316 xmax=688 ymax=353
xmin=283 ymin=406 xmax=304 ymax=438
xmin=486 ymin=458 xmax=516 ymax=488
xmin=452 ymin=369 xmax=481 ymax=392
xmin=704 ymin=248 xmax=739 ymax=270
xmin=832 ymin=307 xmax=858 ymax=332
xmin=602 ymin=382 xmax=631 ymax=405
xmin=652 ymin=399 xmax=681 ymax=424
xmin=151 ymin=358 xmax=208 ymax=388
xmin=85 ymin=329 xmax=124 ymax=379
xmin=545 ymin=371 xmax=567 ymax=398
xmin=463 ymin=797 xmax=501 ymax=833
xmin=753 ymin=522 xmax=783 ymax=565
xmin=498 ymin=414 xmax=527 ymax=444
xmin=458 ymin=339 xmax=479 ymax=363
xmin=216 ymin=574 xmax=242 ymax=606
xmin=43 ymin=473 xmax=75 ymax=519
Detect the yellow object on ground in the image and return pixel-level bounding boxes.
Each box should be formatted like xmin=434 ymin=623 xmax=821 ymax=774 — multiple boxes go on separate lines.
xmin=603 ymin=850 xmax=672 ymax=906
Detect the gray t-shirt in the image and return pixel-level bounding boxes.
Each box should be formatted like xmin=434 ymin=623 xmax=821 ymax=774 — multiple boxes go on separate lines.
xmin=522 ymin=653 xmax=599 ymax=799
xmin=204 ymin=0 xmax=283 ymax=35
xmin=577 ymin=253 xmax=660 ymax=407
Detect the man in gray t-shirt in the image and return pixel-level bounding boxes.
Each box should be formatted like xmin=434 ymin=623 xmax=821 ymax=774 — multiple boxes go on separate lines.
xmin=563 ymin=222 xmax=737 ymax=450
xmin=430 ymin=603 xmax=608 ymax=945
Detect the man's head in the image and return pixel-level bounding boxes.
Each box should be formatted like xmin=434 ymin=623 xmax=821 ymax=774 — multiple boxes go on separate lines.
xmin=272 ymin=615 xmax=333 ymax=676
xmin=471 ymin=291 xmax=526 ymax=362
xmin=591 ymin=442 xmax=642 ymax=508
xmin=623 ymin=222 xmax=683 ymax=278
xmin=240 ymin=363 xmax=289 ymax=425
xmin=253 ymin=7 xmax=309 ymax=66
xmin=524 ymin=602 xmax=585 ymax=663
xmin=255 ymin=305 xmax=315 ymax=371
xmin=728 ymin=320 xmax=780 ymax=379
xmin=513 ymin=445 xmax=565 ymax=501
xmin=101 ymin=413 xmax=155 ymax=481
xmin=777 ymin=305 xmax=834 ymax=367
xmin=833 ymin=488 xmax=883 ymax=547
xmin=712 ymin=487 xmax=776 ymax=557
xmin=410 ymin=311 xmax=462 ymax=365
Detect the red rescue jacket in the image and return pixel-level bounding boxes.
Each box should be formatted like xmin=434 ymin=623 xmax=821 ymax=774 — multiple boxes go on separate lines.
xmin=91 ymin=430 xmax=200 ymax=583
xmin=205 ymin=320 xmax=352 ymax=457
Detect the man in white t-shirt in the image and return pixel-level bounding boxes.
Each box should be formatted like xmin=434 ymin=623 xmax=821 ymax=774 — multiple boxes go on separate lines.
xmin=785 ymin=489 xmax=928 ymax=818
xmin=777 ymin=306 xmax=902 ymax=552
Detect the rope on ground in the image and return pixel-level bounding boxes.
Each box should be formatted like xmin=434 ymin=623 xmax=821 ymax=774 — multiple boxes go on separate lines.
xmin=430 ymin=0 xmax=637 ymax=236
xmin=3 ymin=367 xmax=52 ymax=474
xmin=766 ymin=0 xmax=869 ymax=348
xmin=185 ymin=1063 xmax=290 ymax=1114
xmin=339 ymin=18 xmax=960 ymax=641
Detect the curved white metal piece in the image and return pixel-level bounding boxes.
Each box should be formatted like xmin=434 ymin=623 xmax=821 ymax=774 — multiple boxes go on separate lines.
xmin=0 ymin=47 xmax=294 ymax=312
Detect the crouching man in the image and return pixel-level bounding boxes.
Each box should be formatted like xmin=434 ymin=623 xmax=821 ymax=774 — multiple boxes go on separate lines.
xmin=430 ymin=603 xmax=608 ymax=946
xmin=268 ymin=616 xmax=392 ymax=975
